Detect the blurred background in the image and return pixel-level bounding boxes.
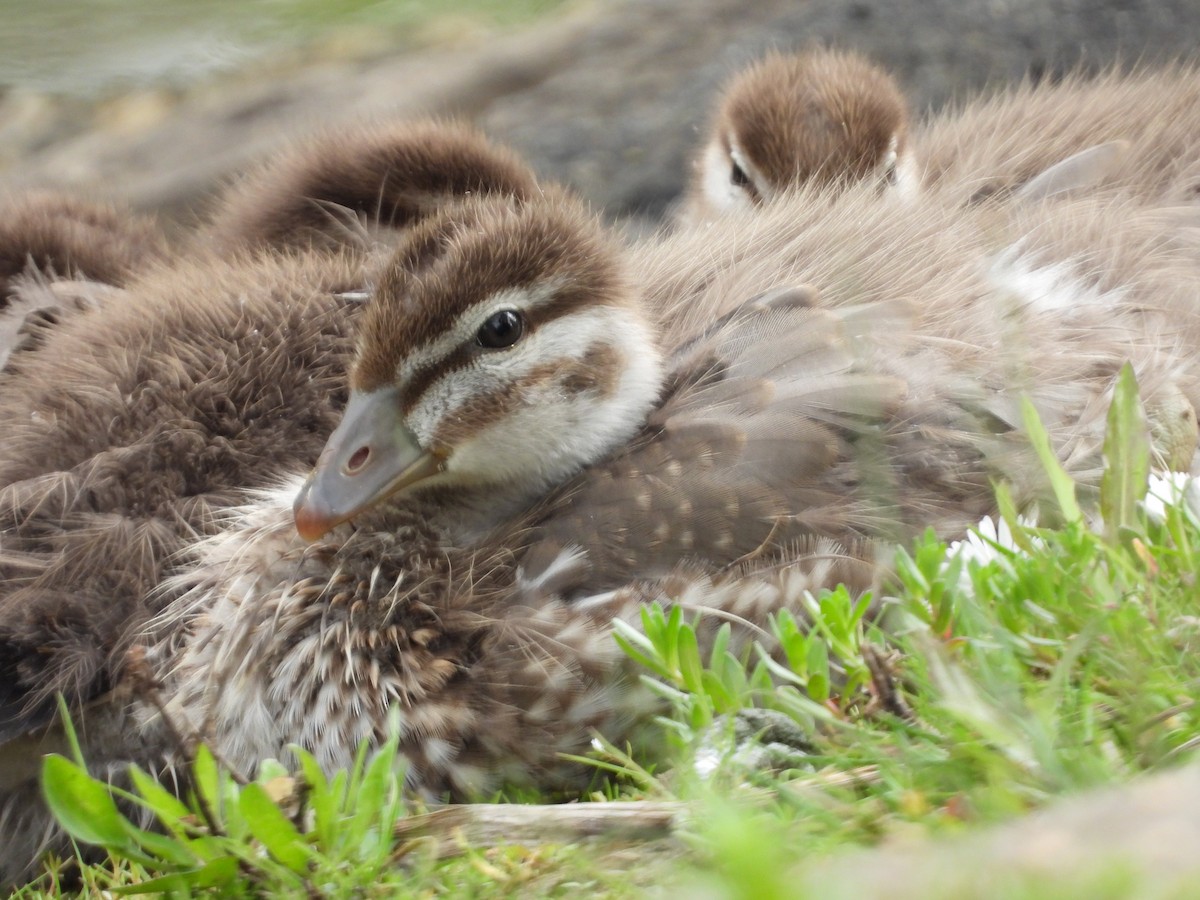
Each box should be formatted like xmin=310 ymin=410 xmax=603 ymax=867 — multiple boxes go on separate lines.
xmin=2 ymin=0 xmax=1199 ymax=228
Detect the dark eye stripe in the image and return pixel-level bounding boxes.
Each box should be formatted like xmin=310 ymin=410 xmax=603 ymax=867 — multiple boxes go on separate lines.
xmin=399 ymin=342 xmax=475 ymax=415
xmin=396 ymin=286 xmax=610 ymax=415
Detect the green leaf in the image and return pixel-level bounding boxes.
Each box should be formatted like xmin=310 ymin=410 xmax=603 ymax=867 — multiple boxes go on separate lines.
xmin=127 ymin=764 xmax=193 ymax=828
xmin=613 ymin=618 xmax=671 ymax=679
xmin=328 ymin=769 xmax=349 ymax=816
xmin=347 ymin=736 xmax=400 ymax=855
xmin=709 ymin=623 xmax=732 ymax=671
xmin=1100 ymin=363 xmax=1150 ymax=542
xmin=664 ymin=604 xmax=684 ymax=674
xmin=677 ymin=624 xmax=704 ymax=693
xmin=192 ymin=744 xmax=222 ymax=824
xmin=1021 ymin=396 xmax=1081 ymax=524
xmin=994 ymin=481 xmax=1039 ymax=554
xmin=294 ymin=747 xmax=335 ymax=848
xmin=257 ymin=758 xmax=291 ymax=782
xmin=771 ymin=685 xmax=835 ymax=729
xmin=41 ymin=754 xmax=137 ymax=851
xmin=805 ymin=639 xmax=830 ymax=703
xmin=700 ymin=671 xmax=735 ymax=711
xmin=849 ymin=591 xmax=873 ymax=629
xmin=239 ymin=782 xmax=312 ymax=873
xmin=773 ymin=610 xmax=808 ymax=673
xmin=127 ymin=827 xmax=203 ymax=868
xmin=220 ymin=771 xmax=248 ymax=843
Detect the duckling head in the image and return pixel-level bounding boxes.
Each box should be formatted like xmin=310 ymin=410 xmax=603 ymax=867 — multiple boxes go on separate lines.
xmin=203 ymin=119 xmax=541 ymax=254
xmin=294 ymin=190 xmax=666 ymax=541
xmin=691 ymin=48 xmax=916 ymax=217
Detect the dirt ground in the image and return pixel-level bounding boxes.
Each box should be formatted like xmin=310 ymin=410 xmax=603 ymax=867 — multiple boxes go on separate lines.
xmin=4 ymin=0 xmax=1200 ymax=226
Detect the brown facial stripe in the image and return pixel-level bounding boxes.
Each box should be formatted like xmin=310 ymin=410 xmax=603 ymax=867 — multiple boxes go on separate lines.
xmin=429 ymin=342 xmax=623 ymax=449
xmin=561 ymin=342 xmax=622 ymax=397
xmin=396 ymin=289 xmax=621 ymax=416
xmin=354 ymin=213 xmax=479 ymax=392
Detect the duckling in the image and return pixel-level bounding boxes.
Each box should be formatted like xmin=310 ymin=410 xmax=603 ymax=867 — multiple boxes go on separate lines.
xmin=0 ymin=122 xmax=544 ymax=886
xmin=161 ymin=158 xmax=1200 ymax=806
xmin=684 ymin=52 xmax=1200 ymax=221
xmin=0 ymin=121 xmax=540 ymax=731
xmin=681 ymin=48 xmax=916 ymax=222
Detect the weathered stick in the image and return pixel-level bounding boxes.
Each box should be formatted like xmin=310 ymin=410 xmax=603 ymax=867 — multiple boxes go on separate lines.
xmin=392 ymin=765 xmax=883 ymax=858
xmin=394 ymin=801 xmax=685 ymax=857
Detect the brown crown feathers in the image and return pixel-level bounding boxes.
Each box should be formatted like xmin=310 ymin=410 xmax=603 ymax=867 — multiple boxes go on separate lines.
xmin=682 ymin=48 xmax=916 ymax=222
xmin=199 ymin=119 xmax=541 ymax=255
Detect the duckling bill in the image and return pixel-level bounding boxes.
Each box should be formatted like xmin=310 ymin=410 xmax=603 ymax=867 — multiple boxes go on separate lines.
xmin=293 ymin=388 xmax=447 ymax=541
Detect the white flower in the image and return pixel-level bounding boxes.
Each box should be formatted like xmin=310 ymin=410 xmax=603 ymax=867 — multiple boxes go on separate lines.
xmin=947 ymin=515 xmax=1031 ymax=567
xmin=943 ymin=514 xmax=1038 ymax=597
xmin=1142 ymin=472 xmax=1200 ymax=525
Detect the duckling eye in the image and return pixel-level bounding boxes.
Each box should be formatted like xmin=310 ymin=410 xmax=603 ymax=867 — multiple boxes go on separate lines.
xmin=476 ymin=309 xmax=525 ymax=349
xmin=730 ymin=160 xmax=751 ymax=188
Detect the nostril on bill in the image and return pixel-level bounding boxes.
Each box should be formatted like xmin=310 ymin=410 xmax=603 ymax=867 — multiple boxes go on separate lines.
xmin=346 ymin=446 xmax=370 ymax=473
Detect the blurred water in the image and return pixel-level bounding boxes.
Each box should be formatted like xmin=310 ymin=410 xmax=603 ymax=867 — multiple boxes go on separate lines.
xmin=0 ymin=0 xmax=561 ymax=96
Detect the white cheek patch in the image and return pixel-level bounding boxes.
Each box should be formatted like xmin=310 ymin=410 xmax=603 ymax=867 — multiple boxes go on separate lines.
xmin=409 ymin=305 xmax=663 ymax=490
xmin=887 ymin=145 xmax=921 ymax=199
xmin=701 ymin=139 xmax=757 ymax=213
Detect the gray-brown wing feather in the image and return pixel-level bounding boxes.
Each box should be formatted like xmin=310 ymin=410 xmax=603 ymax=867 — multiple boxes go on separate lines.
xmin=521 ymin=296 xmax=993 ymax=595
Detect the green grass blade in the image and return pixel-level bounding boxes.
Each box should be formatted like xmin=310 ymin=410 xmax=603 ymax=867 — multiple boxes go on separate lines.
xmin=1100 ymin=363 xmax=1150 ymax=542
xmin=52 ymin=695 xmax=86 ymax=767
xmin=1021 ymin=396 xmax=1081 ymax=524
xmin=239 ymin=782 xmax=312 ymax=873
xmin=293 ymin=746 xmax=335 ymax=848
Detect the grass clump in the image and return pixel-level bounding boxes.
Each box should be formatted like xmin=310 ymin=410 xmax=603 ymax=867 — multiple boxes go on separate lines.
xmin=21 ymin=364 xmax=1200 ymax=896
